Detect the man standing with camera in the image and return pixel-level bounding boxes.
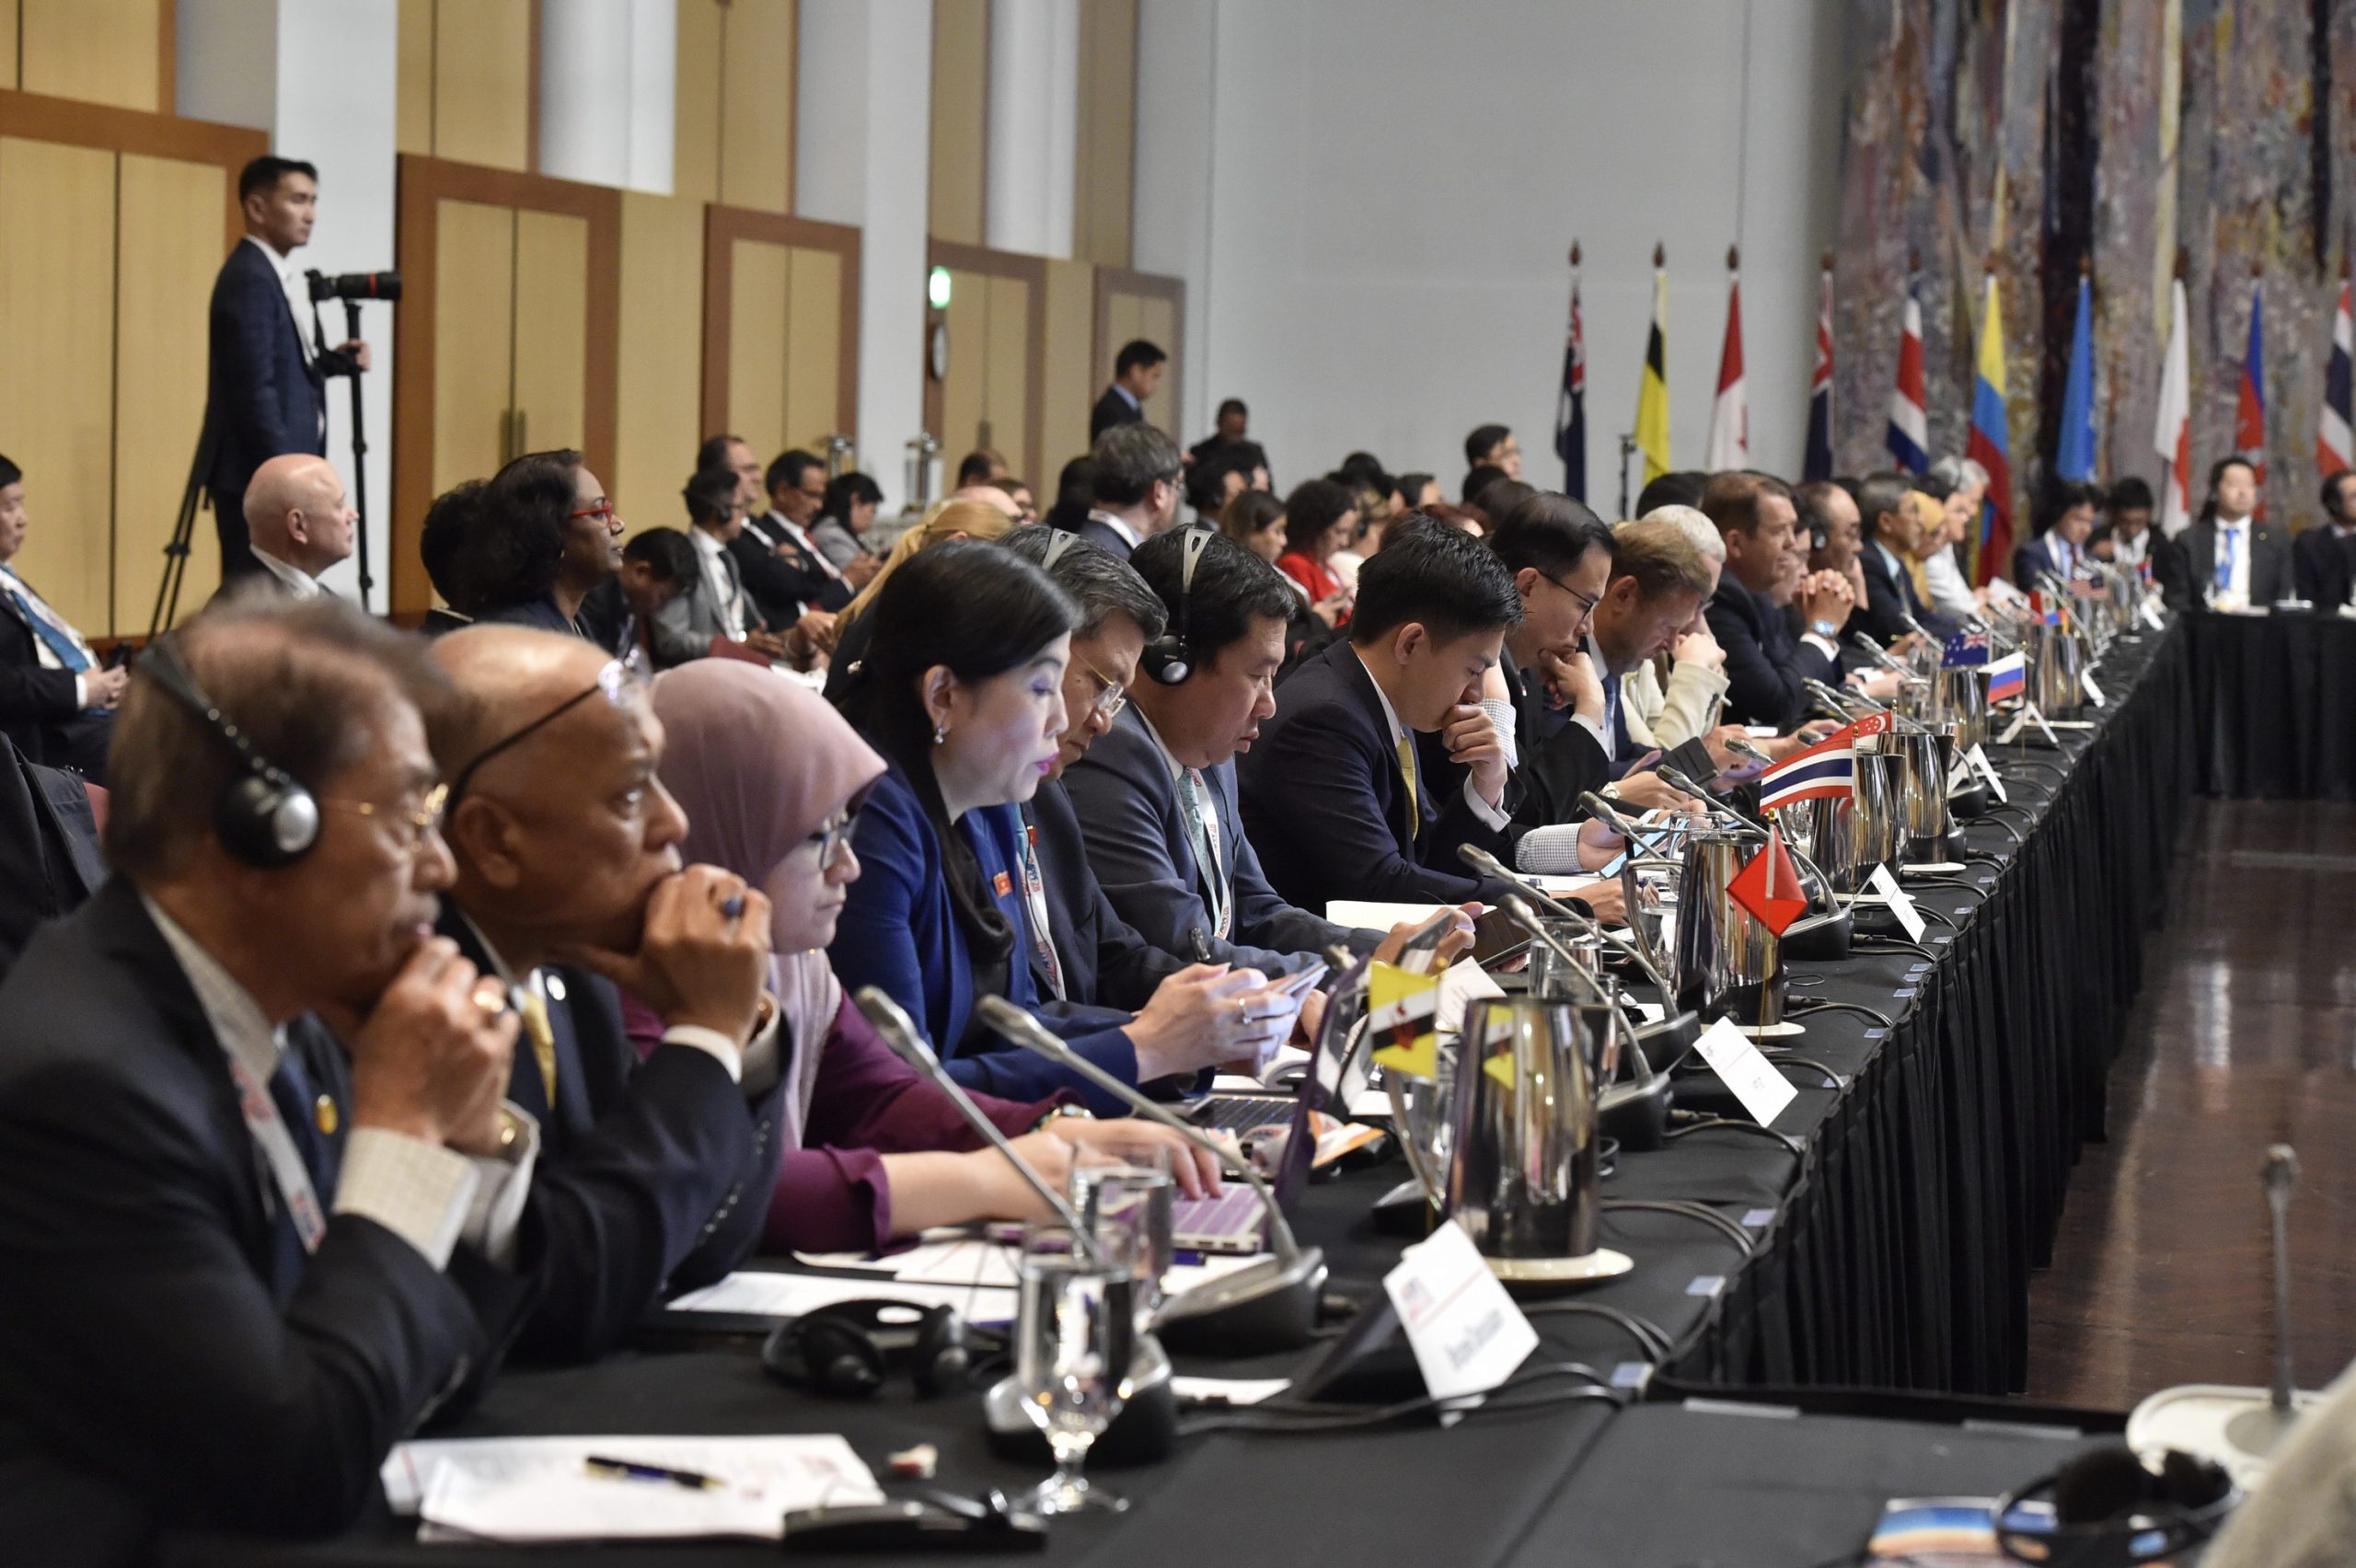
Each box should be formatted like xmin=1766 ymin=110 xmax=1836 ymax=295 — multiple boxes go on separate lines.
xmin=202 ymin=156 xmax=370 ymax=582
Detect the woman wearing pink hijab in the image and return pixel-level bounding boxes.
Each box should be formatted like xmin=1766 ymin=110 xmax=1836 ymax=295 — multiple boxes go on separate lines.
xmin=631 ymin=662 xmax=1213 ymax=1253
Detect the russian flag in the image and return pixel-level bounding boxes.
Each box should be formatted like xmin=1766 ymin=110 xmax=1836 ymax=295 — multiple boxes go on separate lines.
xmin=1758 ymin=712 xmax=1889 ymax=813
xmin=1986 ymin=651 xmax=2027 ymax=704
xmin=1887 ymin=279 xmax=1928 ymax=473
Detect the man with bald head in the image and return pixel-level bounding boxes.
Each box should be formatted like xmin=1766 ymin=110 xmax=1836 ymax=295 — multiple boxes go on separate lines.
xmin=0 ymin=592 xmax=536 ymax=1546
xmin=426 ymin=624 xmax=788 ymax=1361
xmin=239 ymin=454 xmax=354 ymax=598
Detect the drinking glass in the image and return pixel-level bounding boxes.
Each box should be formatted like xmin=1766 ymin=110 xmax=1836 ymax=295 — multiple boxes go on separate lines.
xmin=1068 ymin=1141 xmax=1175 ymax=1326
xmin=1014 ymin=1225 xmax=1136 ymax=1516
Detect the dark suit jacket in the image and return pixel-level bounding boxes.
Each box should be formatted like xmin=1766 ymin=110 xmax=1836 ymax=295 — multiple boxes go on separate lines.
xmin=830 ymin=761 xmax=1144 ymax=1113
xmin=2183 ymin=516 xmax=2292 ymax=606
xmin=477 ymin=594 xmax=590 ymax=640
xmin=0 ymin=735 xmax=101 ymax=982
xmin=737 ymin=511 xmax=849 ymax=623
xmin=1857 ymin=541 xmax=1953 ymax=645
xmin=1021 ymin=778 xmax=1184 ymax=1011
xmin=1075 ymin=515 xmax=1138 ymax=561
xmin=439 ymin=908 xmax=782 ymax=1364
xmin=203 ymin=241 xmax=342 ymax=501
xmin=2090 ymin=525 xmax=2195 ymax=610
xmin=1706 ymin=576 xmax=1834 ymax=730
xmin=1498 ymin=647 xmax=1611 ymax=836
xmin=0 ymin=878 xmax=530 ymax=1549
xmin=1063 ymin=706 xmax=1369 ymax=975
xmin=2010 ymin=531 xmax=2079 ymax=596
xmin=1238 ymin=639 xmax=1516 ymax=913
xmin=2292 ymin=525 xmax=2356 ymax=607
xmin=0 ymin=572 xmax=84 ymax=767
xmin=1090 ymin=386 xmax=1144 ymax=444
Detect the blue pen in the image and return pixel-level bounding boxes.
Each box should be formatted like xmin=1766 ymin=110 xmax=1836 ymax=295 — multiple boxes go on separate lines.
xmin=583 ymin=1455 xmax=725 ymax=1490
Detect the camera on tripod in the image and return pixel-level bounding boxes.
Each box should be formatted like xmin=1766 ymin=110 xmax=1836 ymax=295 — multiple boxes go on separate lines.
xmin=306 ymin=269 xmax=401 ymax=304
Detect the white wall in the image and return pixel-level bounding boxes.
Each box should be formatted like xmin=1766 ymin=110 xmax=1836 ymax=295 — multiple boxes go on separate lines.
xmin=1195 ymin=0 xmax=1843 ymax=509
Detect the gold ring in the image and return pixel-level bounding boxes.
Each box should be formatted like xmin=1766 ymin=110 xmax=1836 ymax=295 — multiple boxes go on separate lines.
xmin=470 ymin=978 xmax=508 ymax=1017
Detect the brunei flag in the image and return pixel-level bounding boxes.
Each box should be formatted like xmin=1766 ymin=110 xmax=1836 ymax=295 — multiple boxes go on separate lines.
xmin=1635 ymin=245 xmax=1671 ymax=487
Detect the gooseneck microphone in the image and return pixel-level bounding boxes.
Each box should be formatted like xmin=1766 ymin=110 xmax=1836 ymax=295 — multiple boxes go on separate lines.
xmin=974 ymin=996 xmax=1328 ymax=1353
xmin=1459 ymin=843 xmax=1679 ymax=1000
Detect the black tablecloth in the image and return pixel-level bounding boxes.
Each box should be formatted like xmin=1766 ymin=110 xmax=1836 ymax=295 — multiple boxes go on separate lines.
xmin=158 ymin=622 xmax=2198 ymax=1565
xmin=2189 ymin=609 xmax=2356 ymax=800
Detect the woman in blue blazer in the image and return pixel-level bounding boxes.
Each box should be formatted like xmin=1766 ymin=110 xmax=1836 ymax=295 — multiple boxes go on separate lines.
xmin=829 ymin=541 xmax=1248 ymax=1111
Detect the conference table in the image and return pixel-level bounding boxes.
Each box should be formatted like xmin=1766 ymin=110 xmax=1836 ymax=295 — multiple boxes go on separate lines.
xmin=2189 ymin=606 xmax=2356 ymax=800
xmin=162 ymin=619 xmax=2195 ymax=1567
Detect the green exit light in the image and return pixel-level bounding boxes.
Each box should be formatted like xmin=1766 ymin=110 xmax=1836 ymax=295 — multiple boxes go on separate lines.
xmin=928 ymin=267 xmax=953 ymax=309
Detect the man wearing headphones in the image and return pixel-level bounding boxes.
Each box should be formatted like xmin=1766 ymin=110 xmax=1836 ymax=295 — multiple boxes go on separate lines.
xmin=1062 ymin=526 xmax=1384 ymax=974
xmin=0 ymin=593 xmax=536 ymax=1549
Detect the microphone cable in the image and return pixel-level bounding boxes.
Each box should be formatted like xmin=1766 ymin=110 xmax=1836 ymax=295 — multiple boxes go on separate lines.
xmin=1519 ymin=1299 xmax=1674 ymax=1361
xmin=1601 ymin=1198 xmax=1756 ymax=1258
xmin=1783 ymin=998 xmax=1893 ymax=1031
xmin=1176 ymin=1361 xmax=1625 ymax=1437
xmin=1665 ymin=1113 xmax=1805 ymax=1162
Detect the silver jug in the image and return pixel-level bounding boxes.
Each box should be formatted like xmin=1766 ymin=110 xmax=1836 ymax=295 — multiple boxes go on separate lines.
xmin=1929 ymin=665 xmax=1986 ymax=754
xmin=1444 ymin=997 xmax=1605 ymax=1279
xmin=1791 ymin=734 xmax=1901 ymax=894
xmin=1891 ymin=726 xmax=1956 ymax=864
xmin=2027 ymin=618 xmax=2083 ymax=716
xmin=1671 ymin=828 xmax=1785 ymax=1026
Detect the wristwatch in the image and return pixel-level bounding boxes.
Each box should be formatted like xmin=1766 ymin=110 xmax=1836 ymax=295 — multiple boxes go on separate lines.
xmin=1809 ymin=618 xmax=1840 ymax=639
xmin=1033 ymin=1103 xmax=1093 ymax=1133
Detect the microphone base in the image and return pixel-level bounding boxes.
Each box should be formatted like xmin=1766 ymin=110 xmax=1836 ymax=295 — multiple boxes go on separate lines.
xmin=1371 ymin=1178 xmax=1440 ymax=1238
xmin=984 ymin=1333 xmax=1178 ymax=1469
xmin=1947 ymin=780 xmax=1990 ymax=820
xmin=1155 ymin=1249 xmax=1329 ymax=1355
xmin=1779 ymin=907 xmax=1852 ymax=962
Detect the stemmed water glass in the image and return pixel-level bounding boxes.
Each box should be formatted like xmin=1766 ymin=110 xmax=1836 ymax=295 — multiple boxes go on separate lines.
xmin=1013 ymin=1224 xmax=1136 ymax=1516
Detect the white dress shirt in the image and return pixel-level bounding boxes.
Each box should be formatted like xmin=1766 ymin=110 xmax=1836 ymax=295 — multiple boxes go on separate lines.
xmin=1084 ymin=510 xmax=1142 ymax=551
xmin=764 ymin=511 xmax=840 ymax=582
xmin=1921 ymin=546 xmax=1979 ymax=618
xmin=244 ymin=235 xmax=316 ymax=365
xmin=252 ymin=548 xmax=324 ymax=598
xmin=691 ymin=525 xmax=751 ymax=640
xmin=144 ymin=896 xmax=537 ymax=1270
xmin=2112 ymin=530 xmax=2150 ymax=569
xmin=1351 ymin=648 xmax=1509 ymax=835
xmin=0 ymin=559 xmax=95 ymax=709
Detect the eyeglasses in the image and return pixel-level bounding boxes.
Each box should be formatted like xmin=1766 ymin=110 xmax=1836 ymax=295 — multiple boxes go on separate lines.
xmin=803 ymin=804 xmax=861 ymax=867
xmin=569 ymin=501 xmax=624 ymax=531
xmin=1543 ymin=571 xmax=1600 ymax=617
xmin=321 ymin=782 xmax=449 ymax=852
xmin=446 ymin=656 xmax=646 ymax=806
xmin=1073 ymin=655 xmax=1129 ymax=721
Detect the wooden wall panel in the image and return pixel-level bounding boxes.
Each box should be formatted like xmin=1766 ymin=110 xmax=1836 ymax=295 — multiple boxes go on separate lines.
xmin=396 ymin=0 xmax=434 ymax=156
xmin=983 ymin=274 xmax=1032 ymax=485
xmin=782 ymin=245 xmax=842 ymax=454
xmin=1040 ymin=259 xmax=1095 ymax=478
xmin=0 ymin=138 xmax=116 ymax=633
xmin=938 ymin=268 xmax=987 ymax=461
xmin=928 ymin=0 xmax=987 ymax=248
xmin=432 ymin=200 xmax=517 ymax=495
xmin=717 ymin=0 xmax=793 ymax=214
xmin=1094 ymin=269 xmax=1185 ymax=444
xmin=1071 ymin=0 xmax=1136 ymax=269
xmin=19 ymin=0 xmax=161 ymax=112
xmin=727 ymin=238 xmax=791 ymax=462
xmin=114 ymin=154 xmax=225 ymax=634
xmin=614 ymin=190 xmax=705 ymax=536
xmin=432 ymin=0 xmax=534 ymax=173
xmin=513 ymin=209 xmax=590 ymax=456
xmin=1135 ymin=294 xmax=1175 ymax=432
xmin=674 ymin=0 xmax=723 ymax=203
xmin=0 ymin=0 xmax=20 ymax=89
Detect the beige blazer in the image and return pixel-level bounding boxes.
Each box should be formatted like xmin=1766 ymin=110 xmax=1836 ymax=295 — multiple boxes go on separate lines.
xmin=1622 ymin=656 xmax=1729 ymax=751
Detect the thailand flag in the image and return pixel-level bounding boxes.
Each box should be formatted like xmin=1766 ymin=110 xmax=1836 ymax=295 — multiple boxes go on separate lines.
xmin=1758 ymin=712 xmax=1891 ymax=813
xmin=1986 ymin=652 xmax=2027 ymax=704
xmin=1942 ymin=631 xmax=1990 ymax=668
xmin=2320 ymin=273 xmax=2352 ymax=480
xmin=1887 ymin=281 xmax=1928 ymax=473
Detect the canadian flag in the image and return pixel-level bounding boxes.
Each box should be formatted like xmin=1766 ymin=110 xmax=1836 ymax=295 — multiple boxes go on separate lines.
xmin=1704 ymin=252 xmax=1749 ymax=471
xmin=2154 ymin=276 xmax=2193 ymax=537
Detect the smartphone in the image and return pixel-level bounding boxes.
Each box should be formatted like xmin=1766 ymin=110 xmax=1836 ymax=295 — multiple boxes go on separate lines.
xmin=1469 ymin=905 xmax=1533 ymax=966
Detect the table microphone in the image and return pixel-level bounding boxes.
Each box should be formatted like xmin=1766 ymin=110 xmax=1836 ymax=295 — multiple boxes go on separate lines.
xmin=1576 ymin=790 xmax=1646 ymax=842
xmin=1498 ymin=894 xmax=1678 ymax=1143
xmin=1724 ymin=734 xmax=1773 ymax=767
xmin=1849 ymin=632 xmax=1917 ymax=678
xmin=1459 ymin=842 xmax=1669 ymax=989
xmin=1803 ymin=676 xmax=1877 ymax=719
xmin=1647 ymin=771 xmax=1841 ymax=917
xmin=973 ymin=996 xmax=1328 ymax=1353
xmin=851 ymin=988 xmax=1099 ymax=1257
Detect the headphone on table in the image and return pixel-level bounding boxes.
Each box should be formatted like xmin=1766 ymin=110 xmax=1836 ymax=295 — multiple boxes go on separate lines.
xmin=1990 ymin=1446 xmax=2235 ymax=1566
xmin=761 ymin=1299 xmax=975 ymax=1399
xmin=138 ymin=638 xmax=322 ymax=869
xmin=1138 ymin=526 xmax=1216 ymax=686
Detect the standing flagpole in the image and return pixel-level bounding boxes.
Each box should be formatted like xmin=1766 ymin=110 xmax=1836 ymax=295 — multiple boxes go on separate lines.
xmin=2238 ymin=262 xmax=2269 ymax=520
xmin=1555 ymin=241 xmax=1588 ymax=501
xmin=2155 ymin=249 xmax=2193 ymax=537
xmin=1887 ymin=248 xmax=1928 ymax=473
xmin=2055 ymin=258 xmax=2098 ymax=483
xmin=1705 ymin=246 xmax=1749 ymax=471
xmin=1967 ymin=254 xmax=2014 ymax=585
xmin=1634 ymin=242 xmax=1671 ymax=499
xmin=2320 ymin=251 xmax=2353 ymax=480
xmin=1804 ymin=250 xmax=1834 ymax=481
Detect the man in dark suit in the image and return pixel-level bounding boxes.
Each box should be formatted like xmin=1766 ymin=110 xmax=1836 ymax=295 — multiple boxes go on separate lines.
xmin=0 ymin=454 xmax=126 ymax=778
xmin=1186 ymin=398 xmax=1269 ymax=482
xmin=1090 ymin=338 xmax=1166 ymax=443
xmin=0 ymin=597 xmax=535 ymax=1551
xmin=203 ymin=156 xmax=368 ymax=582
xmin=1702 ymin=471 xmax=1854 ymax=728
xmin=429 ymin=626 xmax=785 ymax=1365
xmin=1241 ymin=515 xmax=1523 ymax=912
xmin=652 ymin=469 xmax=797 ymax=668
xmin=2090 ymin=477 xmax=2194 ymax=610
xmin=2293 ymin=471 xmax=2356 ymax=608
xmin=2012 ymin=479 xmax=2102 ymax=595
xmin=1854 ymin=472 xmax=1954 ymax=643
xmin=0 ymin=732 xmax=101 ymax=981
xmin=2183 ymin=457 xmax=2292 ymax=607
xmin=1079 ymin=422 xmax=1184 ymax=562
xmin=1066 ymin=526 xmax=1380 ymax=973
xmin=693 ymin=436 xmax=837 ymax=630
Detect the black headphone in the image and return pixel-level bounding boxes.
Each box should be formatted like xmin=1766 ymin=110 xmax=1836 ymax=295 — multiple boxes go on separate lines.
xmin=761 ymin=1299 xmax=974 ymax=1399
xmin=1138 ymin=526 xmax=1216 ymax=686
xmin=1991 ymin=1446 xmax=2235 ymax=1565
xmin=138 ymin=638 xmax=322 ymax=869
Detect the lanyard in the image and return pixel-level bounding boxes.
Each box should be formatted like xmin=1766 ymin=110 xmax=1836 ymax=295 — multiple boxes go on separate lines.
xmin=1019 ymin=825 xmax=1066 ymax=1002
xmin=1175 ymin=769 xmax=1232 ymax=940
xmin=222 ymin=1048 xmax=327 ymax=1254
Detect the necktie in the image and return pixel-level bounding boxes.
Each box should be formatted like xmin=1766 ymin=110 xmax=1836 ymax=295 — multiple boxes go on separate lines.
xmin=2217 ymin=526 xmax=2238 ymax=593
xmin=1395 ymin=733 xmax=1420 ymax=843
xmin=521 ymin=982 xmax=557 ymax=1106
xmin=2 ymin=581 xmax=90 ymax=673
xmin=1176 ymin=768 xmax=1231 ymax=940
xmin=264 ymin=1047 xmax=339 ymax=1293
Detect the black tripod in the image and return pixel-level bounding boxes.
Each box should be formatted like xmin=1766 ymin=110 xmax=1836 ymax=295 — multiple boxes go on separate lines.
xmin=148 ymin=418 xmax=217 ymax=640
xmin=335 ymin=294 xmax=375 ymax=611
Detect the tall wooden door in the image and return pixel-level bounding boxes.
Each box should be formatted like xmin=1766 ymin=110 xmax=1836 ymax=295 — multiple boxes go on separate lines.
xmin=699 ymin=206 xmax=860 ymax=474
xmin=924 ymin=241 xmax=1045 ymax=484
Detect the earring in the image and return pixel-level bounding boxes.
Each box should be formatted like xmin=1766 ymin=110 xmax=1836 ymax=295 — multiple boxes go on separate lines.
xmin=932 ymin=720 xmax=949 ymax=745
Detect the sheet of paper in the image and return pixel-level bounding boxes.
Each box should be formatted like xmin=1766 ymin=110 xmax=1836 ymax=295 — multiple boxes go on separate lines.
xmin=1325 ymin=900 xmax=1453 ymax=930
xmin=1171 ymin=1376 xmax=1291 ymax=1406
xmin=386 ymin=1435 xmax=880 ymax=1531
xmin=2081 ymin=669 xmax=2107 ymax=708
xmin=666 ymin=1269 xmax=1018 ymax=1324
xmin=1865 ymin=863 xmax=1928 ymax=942
xmin=1966 ymin=744 xmax=2009 ymax=802
xmin=1381 ymin=1219 xmax=1539 ymax=1401
xmin=1435 ymin=959 xmax=1506 ymax=1037
xmin=1992 ymin=709 xmax=2027 ymax=746
xmin=1691 ymin=1017 xmax=1800 ymax=1128
xmin=2140 ymin=598 xmax=2166 ymax=630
